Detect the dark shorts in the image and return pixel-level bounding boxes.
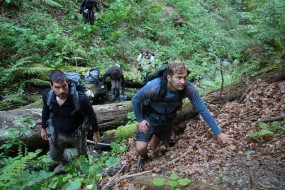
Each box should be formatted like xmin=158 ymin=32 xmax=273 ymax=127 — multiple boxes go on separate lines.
xmin=135 ymin=113 xmax=175 ymax=143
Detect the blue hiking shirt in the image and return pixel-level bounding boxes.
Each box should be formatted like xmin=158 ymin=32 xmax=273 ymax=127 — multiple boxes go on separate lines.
xmin=132 ymin=78 xmax=222 ymax=135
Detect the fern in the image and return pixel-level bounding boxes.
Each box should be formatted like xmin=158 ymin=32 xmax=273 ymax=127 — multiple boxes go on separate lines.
xmin=25 ymin=79 xmax=50 ymax=87
xmin=0 ymin=150 xmax=43 ymax=189
xmin=32 ymin=0 xmax=63 ymax=8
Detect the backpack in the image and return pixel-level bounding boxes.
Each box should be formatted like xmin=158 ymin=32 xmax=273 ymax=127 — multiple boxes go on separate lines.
xmin=142 ymin=62 xmax=168 ymax=85
xmin=143 ymin=62 xmax=186 ymax=115
xmin=85 ymin=67 xmax=100 ymax=84
xmin=147 ymin=52 xmax=155 ymax=59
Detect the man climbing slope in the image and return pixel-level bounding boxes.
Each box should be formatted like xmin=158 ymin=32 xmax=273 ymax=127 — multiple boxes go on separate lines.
xmin=80 ymin=0 xmax=101 ymax=25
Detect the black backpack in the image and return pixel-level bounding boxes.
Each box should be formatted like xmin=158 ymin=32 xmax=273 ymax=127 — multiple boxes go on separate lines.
xmin=147 ymin=52 xmax=155 ymax=59
xmin=143 ymin=63 xmax=186 ymax=114
xmin=142 ymin=62 xmax=168 ymax=86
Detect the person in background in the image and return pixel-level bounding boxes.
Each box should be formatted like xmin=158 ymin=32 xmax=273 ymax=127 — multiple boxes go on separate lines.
xmin=102 ymin=66 xmax=125 ymax=101
xmin=132 ymin=60 xmax=234 ymax=167
xmin=41 ymin=70 xmax=100 ymax=173
xmin=136 ymin=49 xmax=156 ymax=82
xmin=80 ymin=0 xmax=101 ymax=25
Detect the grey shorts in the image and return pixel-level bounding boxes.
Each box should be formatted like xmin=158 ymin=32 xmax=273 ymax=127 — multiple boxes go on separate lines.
xmin=135 ymin=113 xmax=175 ymax=143
xmin=49 ymin=132 xmax=87 ymax=162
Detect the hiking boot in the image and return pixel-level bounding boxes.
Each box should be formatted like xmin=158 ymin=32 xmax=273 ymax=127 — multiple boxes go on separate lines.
xmin=137 ymin=156 xmax=149 ymax=167
xmin=54 ymin=162 xmax=65 ymax=174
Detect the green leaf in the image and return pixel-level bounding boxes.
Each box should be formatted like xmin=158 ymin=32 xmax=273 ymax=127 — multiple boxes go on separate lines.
xmin=62 ymin=174 xmax=73 ymax=182
xmin=168 ymin=180 xmax=179 ymax=187
xmin=170 ymin=172 xmax=179 ymax=180
xmin=48 ymin=177 xmax=59 ymax=189
xmin=178 ymin=178 xmax=191 ymax=186
xmin=106 ymin=157 xmax=119 ymax=167
xmin=67 ymin=178 xmax=81 ymax=190
xmin=258 ymin=129 xmax=274 ymax=136
xmin=152 ymin=177 xmax=165 ymax=186
xmin=110 ymin=142 xmax=123 ymax=153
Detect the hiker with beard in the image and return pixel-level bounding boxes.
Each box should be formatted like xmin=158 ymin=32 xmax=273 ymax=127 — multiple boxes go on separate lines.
xmin=132 ymin=60 xmax=234 ymax=167
xmin=41 ymin=70 xmax=100 ymax=173
xmin=80 ymin=0 xmax=101 ymax=25
xmin=102 ymin=66 xmax=125 ymax=101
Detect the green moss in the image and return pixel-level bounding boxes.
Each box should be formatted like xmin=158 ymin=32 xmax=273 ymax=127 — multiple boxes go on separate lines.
xmin=104 ymin=123 xmax=137 ymax=142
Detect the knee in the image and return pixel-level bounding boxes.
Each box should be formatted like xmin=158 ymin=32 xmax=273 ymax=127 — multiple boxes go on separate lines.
xmin=136 ymin=142 xmax=148 ymax=154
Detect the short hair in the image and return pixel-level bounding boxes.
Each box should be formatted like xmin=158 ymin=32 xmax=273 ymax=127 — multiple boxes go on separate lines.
xmin=49 ymin=70 xmax=67 ymax=85
xmin=112 ymin=67 xmax=122 ymax=78
xmin=167 ymin=60 xmax=190 ymax=76
xmin=141 ymin=49 xmax=149 ymax=55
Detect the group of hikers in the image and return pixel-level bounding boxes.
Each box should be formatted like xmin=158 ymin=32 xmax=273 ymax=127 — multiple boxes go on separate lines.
xmin=40 ymin=0 xmax=234 ymax=174
xmin=41 ymin=51 xmax=234 ymax=173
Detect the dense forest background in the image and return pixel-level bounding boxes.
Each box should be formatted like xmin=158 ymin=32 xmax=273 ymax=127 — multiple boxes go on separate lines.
xmin=0 ymin=0 xmax=284 ymax=189
xmin=0 ymin=0 xmax=284 ymax=109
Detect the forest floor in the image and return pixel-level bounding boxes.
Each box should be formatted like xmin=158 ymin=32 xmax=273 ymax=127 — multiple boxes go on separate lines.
xmin=100 ymin=77 xmax=285 ymax=190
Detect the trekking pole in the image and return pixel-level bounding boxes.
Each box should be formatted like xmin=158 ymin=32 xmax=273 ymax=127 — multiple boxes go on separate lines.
xmin=86 ymin=139 xmax=111 ymax=146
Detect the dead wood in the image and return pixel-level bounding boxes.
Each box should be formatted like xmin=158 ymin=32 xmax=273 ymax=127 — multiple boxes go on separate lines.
xmin=258 ymin=115 xmax=285 ymax=123
xmin=0 ymin=101 xmax=133 ymax=149
xmin=205 ymin=66 xmax=285 ymax=104
xmin=101 ymin=163 xmax=127 ymax=190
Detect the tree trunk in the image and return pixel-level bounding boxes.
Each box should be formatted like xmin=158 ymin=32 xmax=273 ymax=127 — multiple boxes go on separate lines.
xmin=0 ymin=101 xmax=133 ymax=150
xmin=0 ymin=66 xmax=284 ymax=150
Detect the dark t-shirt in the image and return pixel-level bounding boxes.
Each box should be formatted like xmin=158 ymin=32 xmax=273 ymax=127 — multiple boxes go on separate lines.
xmin=42 ymin=89 xmax=98 ymax=135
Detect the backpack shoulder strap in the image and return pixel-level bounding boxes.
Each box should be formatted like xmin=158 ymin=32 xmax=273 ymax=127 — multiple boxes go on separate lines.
xmin=156 ymin=71 xmax=168 ymax=102
xmin=46 ymin=89 xmax=55 ymax=109
xmin=69 ymin=82 xmax=80 ymax=114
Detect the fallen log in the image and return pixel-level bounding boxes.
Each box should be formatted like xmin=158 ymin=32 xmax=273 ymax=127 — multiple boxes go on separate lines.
xmin=0 ymin=101 xmax=133 ymax=150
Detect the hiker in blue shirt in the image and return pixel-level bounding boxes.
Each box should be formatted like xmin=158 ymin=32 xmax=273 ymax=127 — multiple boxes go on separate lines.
xmin=132 ymin=60 xmax=234 ymax=167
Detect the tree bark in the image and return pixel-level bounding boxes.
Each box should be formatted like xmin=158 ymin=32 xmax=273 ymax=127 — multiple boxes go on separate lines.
xmin=0 ymin=101 xmax=133 ymax=150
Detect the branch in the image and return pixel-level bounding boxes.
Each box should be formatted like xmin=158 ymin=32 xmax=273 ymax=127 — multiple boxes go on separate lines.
xmin=258 ymin=115 xmax=285 ymax=123
xmin=101 ymin=163 xmax=127 ymax=190
xmin=168 ymin=148 xmax=192 ymax=165
xmin=118 ymin=171 xmax=152 ymax=180
xmin=86 ymin=139 xmax=111 ymax=146
xmin=106 ymin=171 xmax=152 ymax=190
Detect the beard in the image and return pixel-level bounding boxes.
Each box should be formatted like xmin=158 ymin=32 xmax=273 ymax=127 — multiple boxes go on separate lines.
xmin=57 ymin=93 xmax=68 ymax=99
